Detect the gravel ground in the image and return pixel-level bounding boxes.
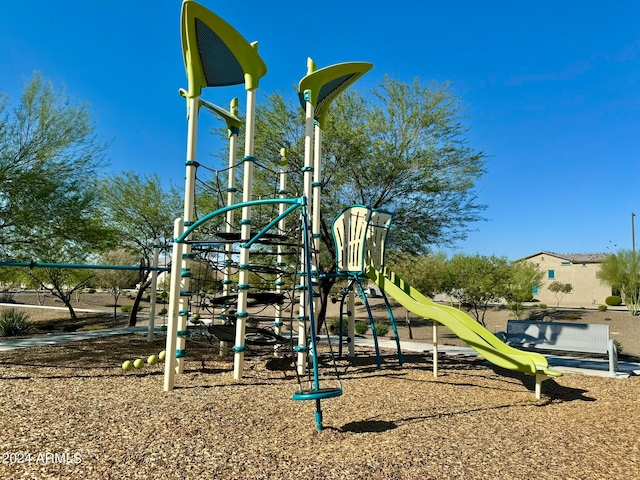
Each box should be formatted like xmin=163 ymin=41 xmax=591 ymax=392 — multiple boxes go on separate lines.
xmin=1 ymin=292 xmax=640 ymax=479
xmin=1 ymin=332 xmax=640 ymax=479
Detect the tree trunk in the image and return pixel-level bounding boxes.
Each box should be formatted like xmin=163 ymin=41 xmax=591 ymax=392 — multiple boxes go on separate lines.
xmin=60 ymin=295 xmax=78 ymax=321
xmin=128 ymin=276 xmax=152 ymax=327
xmin=35 ymin=288 xmax=46 ymax=306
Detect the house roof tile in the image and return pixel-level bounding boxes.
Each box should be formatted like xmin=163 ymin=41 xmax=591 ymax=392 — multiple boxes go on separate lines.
xmin=519 ymin=251 xmax=612 ymax=264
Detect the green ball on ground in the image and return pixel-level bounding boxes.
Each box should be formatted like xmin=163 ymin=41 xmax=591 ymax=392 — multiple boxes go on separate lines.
xmin=159 ymin=350 xmax=166 ymax=361
xmin=122 ymin=360 xmax=133 ymax=371
xmin=147 ymin=354 xmax=158 ymax=365
xmin=133 ymin=358 xmax=144 ymax=369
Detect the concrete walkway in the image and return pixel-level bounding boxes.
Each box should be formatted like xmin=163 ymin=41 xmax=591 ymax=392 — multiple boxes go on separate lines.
xmin=0 ymin=327 xmax=154 ymax=351
xmin=2 ymin=328 xmax=640 ymax=378
xmin=352 ymin=337 xmax=640 ymax=378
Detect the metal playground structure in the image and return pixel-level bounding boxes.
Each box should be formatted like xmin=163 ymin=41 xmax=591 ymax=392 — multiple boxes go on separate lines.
xmin=163 ymin=1 xmax=564 ymax=431
xmin=163 ymin=0 xmax=373 ymax=430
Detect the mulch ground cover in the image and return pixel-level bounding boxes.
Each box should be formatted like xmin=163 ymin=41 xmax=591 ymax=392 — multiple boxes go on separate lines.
xmin=1 ymin=332 xmax=639 ymax=479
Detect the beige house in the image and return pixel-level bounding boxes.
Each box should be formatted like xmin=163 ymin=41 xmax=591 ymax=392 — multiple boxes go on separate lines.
xmin=519 ymin=251 xmax=613 ymax=307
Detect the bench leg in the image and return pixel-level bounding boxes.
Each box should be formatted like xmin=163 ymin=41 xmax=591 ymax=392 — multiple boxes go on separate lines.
xmin=535 ymin=373 xmax=544 ymax=400
xmin=609 ymin=339 xmax=618 ymax=376
xmin=433 ymin=323 xmax=438 ymax=377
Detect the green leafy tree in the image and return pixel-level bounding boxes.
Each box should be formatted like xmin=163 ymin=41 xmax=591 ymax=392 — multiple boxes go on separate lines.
xmin=597 ymin=250 xmax=640 ymax=316
xmin=99 ymin=172 xmax=182 ymax=326
xmin=94 ymin=250 xmax=141 ymax=323
xmin=0 ymin=72 xmax=116 ymax=319
xmin=391 ymin=251 xmax=449 ymax=299
xmin=241 ymin=77 xmax=486 ymax=326
xmin=548 ymin=280 xmax=573 ymax=309
xmin=447 ymin=254 xmax=509 ymax=325
xmin=0 ymin=72 xmax=111 ymax=258
xmin=503 ymin=261 xmax=544 ymax=319
xmin=0 ymin=267 xmax=22 ymax=302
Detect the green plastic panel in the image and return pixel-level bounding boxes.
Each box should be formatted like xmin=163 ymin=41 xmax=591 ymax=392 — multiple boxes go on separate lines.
xmin=298 ymin=61 xmax=372 ymax=126
xmin=181 ymin=0 xmax=267 ymax=96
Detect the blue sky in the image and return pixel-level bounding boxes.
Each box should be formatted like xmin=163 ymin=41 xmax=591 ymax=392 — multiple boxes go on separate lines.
xmin=1 ymin=0 xmax=638 ymax=260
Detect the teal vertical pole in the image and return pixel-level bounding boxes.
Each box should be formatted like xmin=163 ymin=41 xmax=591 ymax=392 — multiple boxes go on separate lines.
xmin=148 ymin=240 xmax=160 ymax=342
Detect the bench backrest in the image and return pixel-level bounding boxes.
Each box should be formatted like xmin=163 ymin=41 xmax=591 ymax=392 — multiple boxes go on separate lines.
xmin=506 ymin=320 xmax=610 ymax=354
xmin=332 ymin=205 xmax=393 ymax=274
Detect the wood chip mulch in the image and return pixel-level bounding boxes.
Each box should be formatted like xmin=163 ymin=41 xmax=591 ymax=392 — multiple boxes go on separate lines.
xmin=0 ymin=334 xmax=639 ymax=480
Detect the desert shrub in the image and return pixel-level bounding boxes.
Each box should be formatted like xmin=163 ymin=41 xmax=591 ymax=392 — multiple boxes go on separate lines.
xmin=355 ymin=300 xmax=363 ymax=306
xmin=598 ymin=304 xmax=608 ymax=311
xmin=0 ymin=309 xmax=32 ymax=337
xmin=613 ymin=339 xmax=623 ymax=354
xmin=373 ymin=322 xmax=389 ymax=336
xmin=121 ymin=305 xmax=132 ymax=313
xmin=537 ymin=304 xmax=547 ymax=309
xmin=328 ymin=317 xmax=347 ymax=335
xmin=0 ymin=290 xmax=15 ymax=303
xmin=605 ymin=295 xmax=622 ymax=306
xmin=159 ymin=308 xmax=168 ymax=315
xmin=564 ymin=313 xmax=581 ymax=320
xmin=355 ymin=321 xmax=368 ymax=335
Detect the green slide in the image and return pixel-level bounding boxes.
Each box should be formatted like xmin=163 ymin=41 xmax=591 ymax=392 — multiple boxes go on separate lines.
xmin=367 ymin=267 xmax=562 ymax=378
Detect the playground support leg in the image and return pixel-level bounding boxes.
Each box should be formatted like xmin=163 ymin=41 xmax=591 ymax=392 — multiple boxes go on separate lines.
xmin=315 ymin=399 xmax=324 ymax=431
xmin=347 ymin=289 xmax=355 ymax=357
xmin=233 ymin=87 xmax=258 ymax=380
xmin=433 ymin=323 xmax=439 ymax=377
xmin=359 ymin=284 xmax=381 ymax=369
xmin=164 ymin=219 xmax=185 ymax=392
xmin=381 ymin=290 xmax=403 ymax=366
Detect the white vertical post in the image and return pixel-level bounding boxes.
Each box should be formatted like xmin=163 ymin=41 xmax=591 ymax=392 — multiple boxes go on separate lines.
xmin=177 ymin=95 xmax=199 ymax=375
xmin=274 ymin=148 xmax=288 ymax=345
xmin=221 ymin=98 xmax=239 ymax=356
xmin=297 ymin=84 xmax=315 ymax=375
xmin=148 ymin=240 xmax=160 ymax=342
xmin=183 ymin=96 xmax=199 ymax=221
xmin=224 ymin=98 xmax=240 ymax=296
xmin=311 ymin=122 xmax=323 ymax=321
xmin=164 ymin=219 xmax=185 ymax=392
xmin=433 ymin=322 xmax=439 ymax=377
xmin=311 ymin=122 xmax=322 ymax=269
xmin=233 ymin=87 xmax=257 ymax=380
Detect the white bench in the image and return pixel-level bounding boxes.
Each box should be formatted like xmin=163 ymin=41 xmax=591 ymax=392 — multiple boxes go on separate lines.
xmin=505 ymin=320 xmax=618 ymax=375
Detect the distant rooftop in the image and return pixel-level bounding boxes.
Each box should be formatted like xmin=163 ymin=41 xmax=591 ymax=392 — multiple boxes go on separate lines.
xmin=521 ymin=251 xmax=612 ymax=263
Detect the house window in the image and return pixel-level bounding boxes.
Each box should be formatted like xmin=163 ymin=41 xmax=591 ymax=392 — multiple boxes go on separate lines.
xmin=532 ymin=285 xmax=539 ymax=295
xmin=548 ymin=270 xmax=555 ymax=279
